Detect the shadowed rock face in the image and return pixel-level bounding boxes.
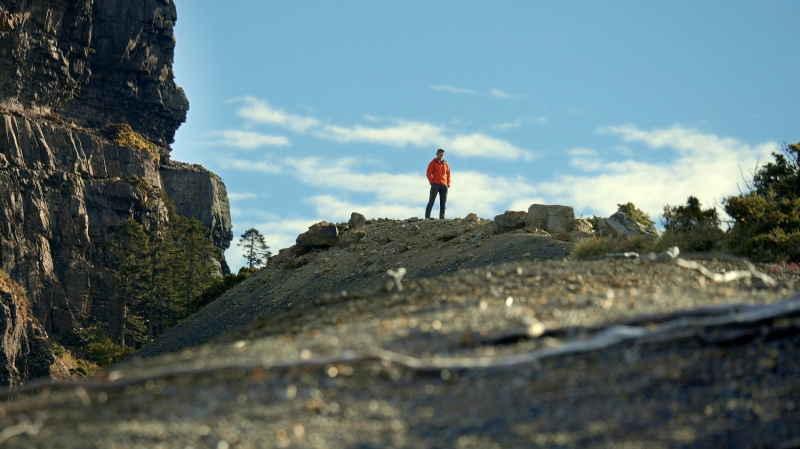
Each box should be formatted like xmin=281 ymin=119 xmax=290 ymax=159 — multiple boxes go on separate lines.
xmin=0 ymin=270 xmax=54 ymax=388
xmin=0 ymin=1 xmax=232 ymax=348
xmin=0 ymin=0 xmax=188 ymax=146
xmin=159 ymin=161 xmax=233 ymax=275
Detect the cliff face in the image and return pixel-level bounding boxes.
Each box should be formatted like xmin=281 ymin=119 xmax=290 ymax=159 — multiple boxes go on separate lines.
xmin=0 ymin=0 xmax=232 ymax=351
xmin=0 ymin=270 xmax=54 ymax=388
xmin=160 ymin=161 xmax=233 ymax=275
xmin=0 ymin=0 xmax=187 ymax=146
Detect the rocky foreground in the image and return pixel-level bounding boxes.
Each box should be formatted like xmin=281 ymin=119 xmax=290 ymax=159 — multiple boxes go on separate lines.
xmin=2 ymin=217 xmax=800 ymax=448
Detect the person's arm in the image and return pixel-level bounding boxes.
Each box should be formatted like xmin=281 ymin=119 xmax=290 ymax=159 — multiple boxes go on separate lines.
xmin=446 ymin=163 xmax=451 ymax=187
xmin=426 ymin=161 xmax=434 ymax=185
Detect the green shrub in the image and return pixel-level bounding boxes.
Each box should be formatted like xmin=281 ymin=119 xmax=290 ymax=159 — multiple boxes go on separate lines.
xmin=191 ymin=266 xmax=258 ymax=312
xmin=572 ymin=234 xmax=659 ymax=259
xmin=660 ymin=196 xmax=725 ymax=252
xmin=724 ymin=142 xmax=800 ymax=262
xmin=108 ymin=123 xmax=159 ymax=162
xmin=65 ymin=325 xmax=134 ymax=368
xmin=72 ymin=358 xmax=100 ymax=378
xmin=617 ymin=202 xmax=655 ymax=228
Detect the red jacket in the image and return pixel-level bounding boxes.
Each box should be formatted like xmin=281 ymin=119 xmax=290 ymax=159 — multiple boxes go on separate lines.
xmin=427 ymin=158 xmax=450 ymax=187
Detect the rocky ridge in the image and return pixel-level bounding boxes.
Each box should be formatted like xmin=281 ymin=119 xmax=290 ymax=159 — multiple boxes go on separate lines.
xmin=1 ymin=209 xmax=799 ymax=447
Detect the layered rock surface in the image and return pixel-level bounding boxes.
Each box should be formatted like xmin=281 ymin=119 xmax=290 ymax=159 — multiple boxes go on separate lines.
xmin=0 ymin=0 xmax=187 ymax=146
xmin=0 ymin=270 xmax=54 ymax=388
xmin=0 ymin=1 xmax=231 ymax=351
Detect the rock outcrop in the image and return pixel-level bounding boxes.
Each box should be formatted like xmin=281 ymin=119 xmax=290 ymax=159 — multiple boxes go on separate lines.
xmin=0 ymin=0 xmax=187 ymax=147
xmin=295 ymin=221 xmax=340 ymax=254
xmin=159 ymin=161 xmax=233 ymax=274
xmin=598 ymin=210 xmax=658 ymax=239
xmin=526 ymin=204 xmax=575 ymax=234
xmin=0 ymin=270 xmax=54 ymax=388
xmin=493 ymin=211 xmax=527 ymax=234
xmin=0 ymin=1 xmax=232 ymax=344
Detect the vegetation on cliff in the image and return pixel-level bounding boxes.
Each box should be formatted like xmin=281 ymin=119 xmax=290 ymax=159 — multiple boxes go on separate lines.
xmin=108 ymin=123 xmax=160 ymax=162
xmin=108 ymin=194 xmax=222 ymax=349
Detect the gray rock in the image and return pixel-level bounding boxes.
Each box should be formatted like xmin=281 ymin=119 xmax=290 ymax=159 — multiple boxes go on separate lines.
xmin=493 ymin=211 xmax=527 ymax=234
xmin=0 ymin=271 xmax=55 ymax=387
xmin=296 ymin=222 xmax=340 ymax=251
xmin=159 ymin=161 xmax=233 ymax=274
xmin=573 ymin=218 xmax=595 ymax=234
xmin=0 ymin=0 xmax=187 ymax=146
xmin=598 ymin=211 xmax=658 ymax=238
xmin=526 ymin=204 xmax=575 ymax=233
xmin=348 ymin=212 xmax=366 ymax=228
xmin=0 ymin=0 xmax=230 ymax=346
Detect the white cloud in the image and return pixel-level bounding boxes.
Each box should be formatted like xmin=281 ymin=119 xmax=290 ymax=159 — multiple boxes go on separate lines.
xmin=491 ymin=118 xmax=524 ymax=131
xmin=283 ymin=156 xmax=540 ymax=219
xmin=235 ymin=97 xmax=321 ymax=133
xmin=306 ymin=195 xmax=421 ymax=221
xmin=228 ymin=192 xmax=258 ymax=201
xmin=206 ymin=130 xmax=290 ymax=149
xmin=229 ymin=96 xmax=532 ymax=160
xmin=542 ymin=125 xmax=777 ymax=218
xmin=222 ymin=158 xmax=284 ymax=174
xmin=446 ymin=133 xmax=534 ymax=161
xmin=430 ymin=84 xmax=478 ymax=95
xmin=489 ymin=88 xmax=524 ymax=100
xmin=315 ymin=121 xmax=445 ymax=148
xmin=283 ymin=157 xmax=428 ymax=204
xmin=491 ymin=117 xmax=550 ymax=131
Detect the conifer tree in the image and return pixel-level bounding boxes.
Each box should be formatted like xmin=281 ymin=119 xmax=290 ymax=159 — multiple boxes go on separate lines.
xmin=238 ymin=228 xmax=271 ymax=268
xmin=109 ymin=219 xmax=150 ymax=348
xmin=109 ymin=189 xmax=223 ymax=348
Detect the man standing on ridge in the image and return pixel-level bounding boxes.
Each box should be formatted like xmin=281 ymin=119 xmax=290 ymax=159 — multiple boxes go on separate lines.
xmin=425 ymin=148 xmax=451 ymax=219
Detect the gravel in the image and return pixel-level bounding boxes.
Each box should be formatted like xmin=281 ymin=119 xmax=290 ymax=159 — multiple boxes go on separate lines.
xmin=2 ymin=217 xmax=800 ymax=448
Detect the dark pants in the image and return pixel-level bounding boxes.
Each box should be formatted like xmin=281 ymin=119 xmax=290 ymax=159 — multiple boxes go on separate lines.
xmin=425 ymin=183 xmax=448 ymax=219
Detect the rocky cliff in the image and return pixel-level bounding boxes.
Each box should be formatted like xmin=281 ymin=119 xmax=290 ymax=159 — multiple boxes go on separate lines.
xmin=0 ymin=0 xmax=231 ymax=377
xmin=0 ymin=0 xmax=186 ymax=146
xmin=160 ymin=161 xmax=233 ymax=275
xmin=0 ymin=270 xmax=53 ymax=388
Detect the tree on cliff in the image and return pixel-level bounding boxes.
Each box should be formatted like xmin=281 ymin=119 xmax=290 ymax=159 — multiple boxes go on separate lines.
xmin=238 ymin=228 xmax=271 ymax=268
xmin=109 ymin=219 xmax=150 ymax=348
xmin=171 ymin=214 xmax=222 ymax=317
xmin=109 ymin=192 xmax=223 ymax=349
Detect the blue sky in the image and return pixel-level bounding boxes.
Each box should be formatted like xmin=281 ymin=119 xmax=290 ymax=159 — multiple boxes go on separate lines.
xmin=169 ymin=1 xmax=800 ymax=271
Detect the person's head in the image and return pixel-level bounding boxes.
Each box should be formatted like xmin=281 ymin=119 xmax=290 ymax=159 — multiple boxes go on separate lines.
xmin=436 ymin=148 xmax=445 ymax=160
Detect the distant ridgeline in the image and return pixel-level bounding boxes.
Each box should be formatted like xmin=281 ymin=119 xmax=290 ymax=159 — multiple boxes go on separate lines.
xmin=0 ymin=0 xmax=232 ymax=384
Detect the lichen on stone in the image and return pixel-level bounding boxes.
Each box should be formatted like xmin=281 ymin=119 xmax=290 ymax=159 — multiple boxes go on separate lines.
xmin=108 ymin=123 xmax=160 ymax=162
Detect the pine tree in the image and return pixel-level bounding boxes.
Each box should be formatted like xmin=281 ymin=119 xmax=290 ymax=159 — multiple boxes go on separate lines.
xmin=172 ymin=214 xmax=221 ymax=318
xmin=109 ymin=219 xmax=150 ymax=348
xmin=238 ymin=228 xmax=271 ymax=268
xmin=109 ymin=190 xmax=224 ymax=348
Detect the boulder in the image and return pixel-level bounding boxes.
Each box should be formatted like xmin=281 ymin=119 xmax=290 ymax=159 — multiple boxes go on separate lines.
xmin=296 ymin=221 xmax=340 ymax=250
xmin=348 ymin=212 xmax=366 ymax=228
xmin=598 ymin=212 xmax=658 ymax=239
xmin=493 ymin=211 xmax=527 ymax=234
xmin=464 ymin=213 xmax=480 ymax=222
xmin=573 ymin=218 xmax=595 ymax=234
xmin=526 ymin=205 xmax=575 ymax=234
xmin=273 ymin=248 xmax=295 ymax=264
